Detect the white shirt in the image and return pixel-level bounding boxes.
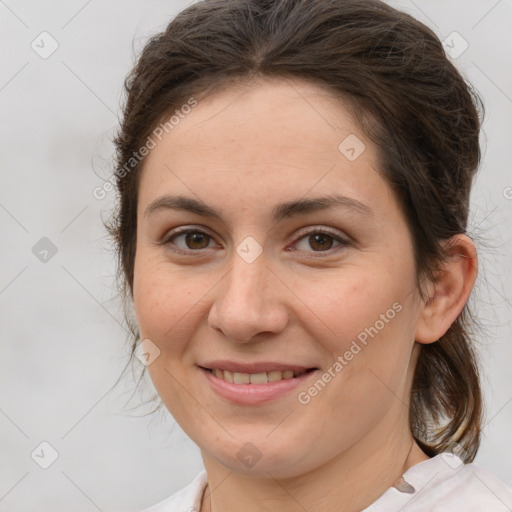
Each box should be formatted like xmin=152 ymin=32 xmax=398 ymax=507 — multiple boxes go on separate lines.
xmin=141 ymin=453 xmax=512 ymax=511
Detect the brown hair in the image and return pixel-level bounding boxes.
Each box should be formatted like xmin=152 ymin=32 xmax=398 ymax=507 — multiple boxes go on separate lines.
xmin=108 ymin=0 xmax=484 ymax=461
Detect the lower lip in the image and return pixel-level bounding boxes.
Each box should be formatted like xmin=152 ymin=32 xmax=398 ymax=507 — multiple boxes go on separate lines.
xmin=199 ymin=367 xmax=318 ymax=405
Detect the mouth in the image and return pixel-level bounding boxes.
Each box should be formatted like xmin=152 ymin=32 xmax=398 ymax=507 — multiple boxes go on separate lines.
xmin=199 ymin=366 xmax=318 ymax=385
xmin=198 ymin=364 xmax=320 ymax=405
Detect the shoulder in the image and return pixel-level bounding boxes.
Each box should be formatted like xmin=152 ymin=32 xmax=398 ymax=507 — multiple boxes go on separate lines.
xmin=400 ymin=454 xmax=512 ymax=511
xmin=140 ymin=470 xmax=207 ymax=512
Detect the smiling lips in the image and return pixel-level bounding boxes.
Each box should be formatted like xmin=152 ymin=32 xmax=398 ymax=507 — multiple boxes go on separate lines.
xmin=199 ymin=360 xmax=318 ymax=385
xmin=200 ymin=363 xmax=319 ymax=405
xmin=208 ymin=367 xmax=311 ymax=384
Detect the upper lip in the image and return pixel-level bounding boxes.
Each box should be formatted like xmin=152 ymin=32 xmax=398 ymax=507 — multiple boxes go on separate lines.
xmin=199 ymin=360 xmax=318 ymax=374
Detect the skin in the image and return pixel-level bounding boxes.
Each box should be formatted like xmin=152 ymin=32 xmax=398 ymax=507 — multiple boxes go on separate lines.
xmin=132 ymin=77 xmax=477 ymax=512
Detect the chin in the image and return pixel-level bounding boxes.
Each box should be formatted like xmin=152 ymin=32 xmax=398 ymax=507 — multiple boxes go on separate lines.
xmin=203 ymin=438 xmax=315 ymax=478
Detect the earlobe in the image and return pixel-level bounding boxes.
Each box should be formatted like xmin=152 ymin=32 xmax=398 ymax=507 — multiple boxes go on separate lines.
xmin=414 ymin=234 xmax=478 ymax=344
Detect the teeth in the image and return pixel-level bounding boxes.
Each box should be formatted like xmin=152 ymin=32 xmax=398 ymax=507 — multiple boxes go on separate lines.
xmin=250 ymin=372 xmax=267 ymax=384
xmin=210 ymin=368 xmax=307 ymax=384
xmin=268 ymin=370 xmax=283 ymax=382
xmin=233 ymin=372 xmax=250 ymax=384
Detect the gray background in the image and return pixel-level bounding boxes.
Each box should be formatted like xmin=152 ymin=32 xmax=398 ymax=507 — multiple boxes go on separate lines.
xmin=1 ymin=0 xmax=511 ymax=510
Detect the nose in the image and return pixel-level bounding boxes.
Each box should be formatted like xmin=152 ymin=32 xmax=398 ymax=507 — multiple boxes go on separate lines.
xmin=207 ymin=252 xmax=289 ymax=343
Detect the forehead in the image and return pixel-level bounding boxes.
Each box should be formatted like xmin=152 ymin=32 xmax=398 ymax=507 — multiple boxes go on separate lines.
xmin=137 ymin=77 xmax=393 ymax=218
xmin=147 ymin=77 xmax=362 ymax=160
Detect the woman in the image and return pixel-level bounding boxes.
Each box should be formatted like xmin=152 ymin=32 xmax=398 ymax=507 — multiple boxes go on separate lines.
xmin=108 ymin=0 xmax=512 ymax=510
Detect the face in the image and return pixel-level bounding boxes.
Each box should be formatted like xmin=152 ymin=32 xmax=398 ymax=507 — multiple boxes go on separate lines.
xmin=133 ymin=78 xmax=426 ymax=478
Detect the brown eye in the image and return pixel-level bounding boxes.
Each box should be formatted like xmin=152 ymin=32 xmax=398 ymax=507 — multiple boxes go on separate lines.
xmin=294 ymin=230 xmax=347 ymax=253
xmin=165 ymin=229 xmax=216 ymax=251
xmin=183 ymin=232 xmax=211 ymax=249
xmin=308 ymin=233 xmax=335 ymax=251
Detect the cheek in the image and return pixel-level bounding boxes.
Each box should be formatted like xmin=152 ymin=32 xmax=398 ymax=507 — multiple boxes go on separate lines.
xmin=132 ymin=253 xmax=204 ymax=353
xmin=291 ymin=263 xmax=416 ymax=399
xmin=294 ymin=265 xmax=409 ymax=348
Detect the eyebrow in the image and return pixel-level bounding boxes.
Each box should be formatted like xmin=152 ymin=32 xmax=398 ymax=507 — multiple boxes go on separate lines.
xmin=144 ymin=193 xmax=374 ymax=221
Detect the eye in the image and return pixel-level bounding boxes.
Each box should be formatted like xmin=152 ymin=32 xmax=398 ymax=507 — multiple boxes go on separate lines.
xmin=163 ymin=227 xmax=218 ymax=253
xmin=162 ymin=226 xmax=350 ymax=256
xmin=291 ymin=227 xmax=350 ymax=254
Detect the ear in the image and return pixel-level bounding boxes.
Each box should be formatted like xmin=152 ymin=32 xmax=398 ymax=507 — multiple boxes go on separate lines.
xmin=414 ymin=234 xmax=478 ymax=344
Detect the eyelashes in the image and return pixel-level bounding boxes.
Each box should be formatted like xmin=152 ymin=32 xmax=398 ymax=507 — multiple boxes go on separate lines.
xmin=164 ymin=228 xmax=218 ymax=252
xmin=161 ymin=225 xmax=351 ymax=257
xmin=291 ymin=226 xmax=350 ymax=254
